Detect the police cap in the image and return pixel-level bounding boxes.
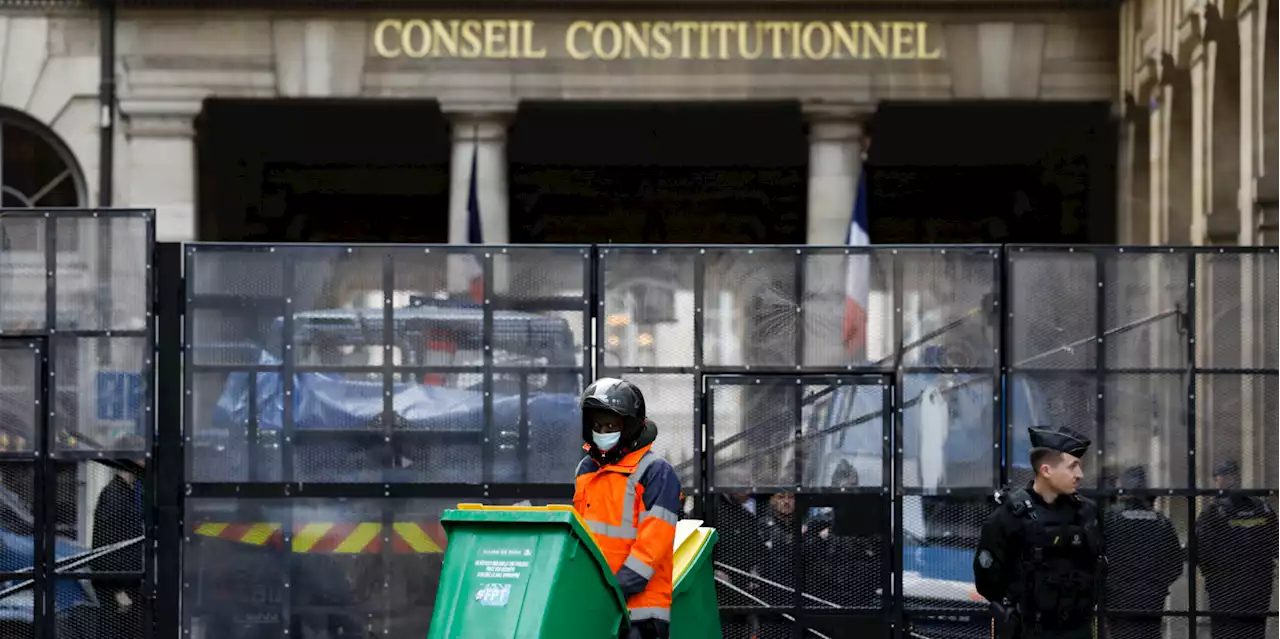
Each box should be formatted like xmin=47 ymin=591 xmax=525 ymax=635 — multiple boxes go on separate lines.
xmin=1120 ymin=465 xmax=1147 ymax=489
xmin=1028 ymin=426 xmax=1091 ymax=458
xmin=1212 ymin=459 xmax=1239 ymax=477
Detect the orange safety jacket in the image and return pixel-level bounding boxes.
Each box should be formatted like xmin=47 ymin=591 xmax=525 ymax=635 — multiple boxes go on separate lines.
xmin=573 ymin=443 xmax=682 ymax=624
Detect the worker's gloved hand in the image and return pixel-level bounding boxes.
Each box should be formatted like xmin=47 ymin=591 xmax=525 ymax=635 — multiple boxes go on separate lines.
xmin=615 ymin=568 xmax=646 ymax=598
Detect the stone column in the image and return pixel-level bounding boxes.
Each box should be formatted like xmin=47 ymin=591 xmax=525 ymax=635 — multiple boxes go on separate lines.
xmin=804 ymin=104 xmax=873 ymax=246
xmin=802 ymin=104 xmax=873 ymax=366
xmin=1190 ymin=46 xmax=1209 ymax=244
xmin=1122 ymin=91 xmax=1153 ymax=244
xmin=1149 ymin=89 xmax=1169 ymax=244
xmin=1236 ymin=6 xmax=1258 ymax=246
xmin=118 ymin=100 xmax=201 ymax=242
xmin=445 ymin=107 xmax=513 ymax=295
xmin=1236 ymin=1 xmax=1260 ymax=488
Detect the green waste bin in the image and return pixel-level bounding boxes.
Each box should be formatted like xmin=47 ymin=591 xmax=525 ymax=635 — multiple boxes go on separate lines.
xmin=427 ymin=504 xmax=629 ymax=639
xmin=670 ymin=521 xmax=723 ymax=639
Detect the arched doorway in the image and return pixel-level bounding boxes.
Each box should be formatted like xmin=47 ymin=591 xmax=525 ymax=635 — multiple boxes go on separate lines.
xmin=0 ymin=106 xmax=86 ymax=210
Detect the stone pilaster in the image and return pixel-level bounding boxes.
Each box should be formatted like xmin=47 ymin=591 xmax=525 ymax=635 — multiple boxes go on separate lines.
xmin=117 ymin=99 xmax=201 ymax=242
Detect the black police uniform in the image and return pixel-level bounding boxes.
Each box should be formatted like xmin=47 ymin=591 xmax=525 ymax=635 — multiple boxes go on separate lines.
xmin=1196 ymin=460 xmax=1279 ymax=639
xmin=973 ymin=427 xmax=1105 ymax=639
xmin=1101 ymin=466 xmax=1184 ymax=639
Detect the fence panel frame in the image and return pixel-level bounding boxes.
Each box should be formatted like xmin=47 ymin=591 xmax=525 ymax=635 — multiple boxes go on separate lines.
xmin=160 ymin=240 xmax=1278 ymax=639
xmin=0 ymin=208 xmax=157 ymax=639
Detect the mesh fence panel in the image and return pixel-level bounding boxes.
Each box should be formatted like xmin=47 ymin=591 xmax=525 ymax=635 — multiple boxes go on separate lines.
xmin=598 ymin=247 xmax=695 ymax=369
xmin=0 ymin=216 xmax=46 ymax=332
xmin=901 ymin=495 xmax=992 ymax=610
xmin=1007 ymin=249 xmax=1098 ymax=370
xmin=898 ymin=248 xmax=1000 ymax=370
xmin=172 ymin=243 xmax=1277 ymax=639
xmin=0 ymin=344 xmax=38 ymax=452
xmin=0 ymin=211 xmax=155 ymax=639
xmin=707 ymin=376 xmax=890 ymax=638
xmin=1102 ymin=373 xmax=1189 ymax=489
xmin=183 ymin=497 xmax=456 ymax=639
xmin=185 ymin=245 xmax=590 ymax=485
xmin=56 ymin=461 xmax=146 ymax=639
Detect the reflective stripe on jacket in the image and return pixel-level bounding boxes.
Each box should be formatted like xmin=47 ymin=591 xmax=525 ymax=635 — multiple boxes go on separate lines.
xmin=573 ymin=443 xmax=682 ymax=622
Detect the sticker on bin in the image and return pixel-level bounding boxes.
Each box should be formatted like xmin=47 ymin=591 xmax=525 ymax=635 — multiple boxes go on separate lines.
xmin=474 ymin=583 xmax=512 ymax=607
xmin=473 ymin=556 xmax=531 ymax=579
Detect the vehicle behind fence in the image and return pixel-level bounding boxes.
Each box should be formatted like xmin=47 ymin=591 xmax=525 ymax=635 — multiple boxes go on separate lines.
xmin=1 ymin=209 xmax=1276 ymax=639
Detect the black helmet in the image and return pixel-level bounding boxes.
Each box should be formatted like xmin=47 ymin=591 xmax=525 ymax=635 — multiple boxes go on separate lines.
xmin=580 ymin=378 xmax=647 ymax=457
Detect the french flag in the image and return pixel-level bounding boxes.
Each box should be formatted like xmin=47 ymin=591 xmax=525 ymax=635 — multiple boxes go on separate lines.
xmin=842 ymin=166 xmax=870 ymax=355
xmin=465 ymin=144 xmax=485 ymax=303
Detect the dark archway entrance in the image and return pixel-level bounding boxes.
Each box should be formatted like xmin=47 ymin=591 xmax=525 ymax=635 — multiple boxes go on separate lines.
xmin=508 ymin=101 xmax=808 ymax=244
xmin=866 ymin=101 xmax=1117 ymax=244
xmin=195 ymin=99 xmax=451 ymax=243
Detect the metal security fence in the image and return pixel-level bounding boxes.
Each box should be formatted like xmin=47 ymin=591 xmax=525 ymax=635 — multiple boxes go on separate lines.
xmin=0 ymin=209 xmax=155 ymax=639
xmin=144 ymin=240 xmax=1277 ymax=639
xmin=174 ymin=244 xmax=591 ymax=639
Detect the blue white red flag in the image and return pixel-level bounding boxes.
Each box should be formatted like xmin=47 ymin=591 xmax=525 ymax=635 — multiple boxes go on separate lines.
xmin=843 ymin=167 xmax=870 ymax=354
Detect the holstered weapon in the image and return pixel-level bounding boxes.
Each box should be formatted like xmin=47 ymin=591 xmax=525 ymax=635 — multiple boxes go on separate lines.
xmin=989 ymin=600 xmax=1020 ymax=639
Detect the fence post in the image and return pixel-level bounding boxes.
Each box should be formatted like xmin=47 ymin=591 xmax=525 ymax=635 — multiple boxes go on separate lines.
xmin=154 ymin=242 xmax=184 ymax=638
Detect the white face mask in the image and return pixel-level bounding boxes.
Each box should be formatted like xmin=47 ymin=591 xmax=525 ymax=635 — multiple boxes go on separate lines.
xmin=592 ymin=431 xmax=621 ymax=452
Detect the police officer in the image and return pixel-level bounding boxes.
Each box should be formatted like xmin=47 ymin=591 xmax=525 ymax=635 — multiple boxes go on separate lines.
xmin=1195 ymin=460 xmax=1279 ymax=639
xmin=1101 ymin=466 xmax=1184 ymax=639
xmin=973 ymin=426 xmax=1105 ymax=639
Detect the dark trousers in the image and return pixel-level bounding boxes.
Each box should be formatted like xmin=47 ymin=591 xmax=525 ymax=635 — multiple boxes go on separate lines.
xmin=94 ymin=585 xmax=144 ymax=639
xmin=623 ymin=619 xmax=670 ymax=639
xmin=1208 ymin=618 xmax=1269 ymax=639
xmin=1104 ymin=618 xmax=1162 ymax=639
xmin=1206 ymin=582 xmax=1272 ymax=639
xmin=1104 ymin=582 xmax=1170 ymax=639
xmin=1016 ymin=617 xmax=1095 ymax=639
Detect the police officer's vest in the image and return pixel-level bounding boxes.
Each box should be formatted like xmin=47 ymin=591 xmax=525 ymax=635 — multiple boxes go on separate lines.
xmin=1006 ymin=489 xmax=1102 ymax=629
xmin=1211 ymin=495 xmax=1272 ymax=522
xmin=1205 ymin=496 xmax=1274 ymax=566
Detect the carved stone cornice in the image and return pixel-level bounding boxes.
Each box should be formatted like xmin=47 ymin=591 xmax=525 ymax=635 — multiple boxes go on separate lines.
xmin=802 ymin=103 xmax=875 ymax=144
xmin=441 ymin=101 xmax=518 ymax=141
xmin=118 ymin=99 xmax=202 ymax=138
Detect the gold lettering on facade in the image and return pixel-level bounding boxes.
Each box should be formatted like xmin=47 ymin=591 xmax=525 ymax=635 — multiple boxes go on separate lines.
xmin=373 ymin=19 xmax=943 ymax=61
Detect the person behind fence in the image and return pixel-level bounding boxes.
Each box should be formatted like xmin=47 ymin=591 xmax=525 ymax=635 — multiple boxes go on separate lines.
xmin=804 ymin=461 xmax=879 ymax=608
xmin=973 ymin=426 xmax=1105 ymax=639
xmin=710 ymin=463 xmax=765 ymax=637
xmin=91 ymin=433 xmax=146 ymax=639
xmin=1195 ymin=459 xmax=1279 ymax=639
xmin=573 ymin=377 xmax=682 ymax=639
xmin=1100 ymin=465 xmax=1183 ymax=639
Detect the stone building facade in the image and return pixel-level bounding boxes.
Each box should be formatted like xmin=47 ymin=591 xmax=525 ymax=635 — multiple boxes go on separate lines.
xmin=0 ymin=1 xmax=1272 ymax=246
xmin=1118 ymin=0 xmax=1277 ymax=246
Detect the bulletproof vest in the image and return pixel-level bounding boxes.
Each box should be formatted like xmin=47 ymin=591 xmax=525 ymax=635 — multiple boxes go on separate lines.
xmin=1007 ymin=489 xmax=1101 ymax=629
xmin=1209 ymin=496 xmax=1273 ymax=555
xmin=1103 ymin=503 xmax=1164 ymax=576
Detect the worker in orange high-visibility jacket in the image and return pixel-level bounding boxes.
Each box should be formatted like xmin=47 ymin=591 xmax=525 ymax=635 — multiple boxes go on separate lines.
xmin=574 ymin=377 xmax=683 ymax=639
